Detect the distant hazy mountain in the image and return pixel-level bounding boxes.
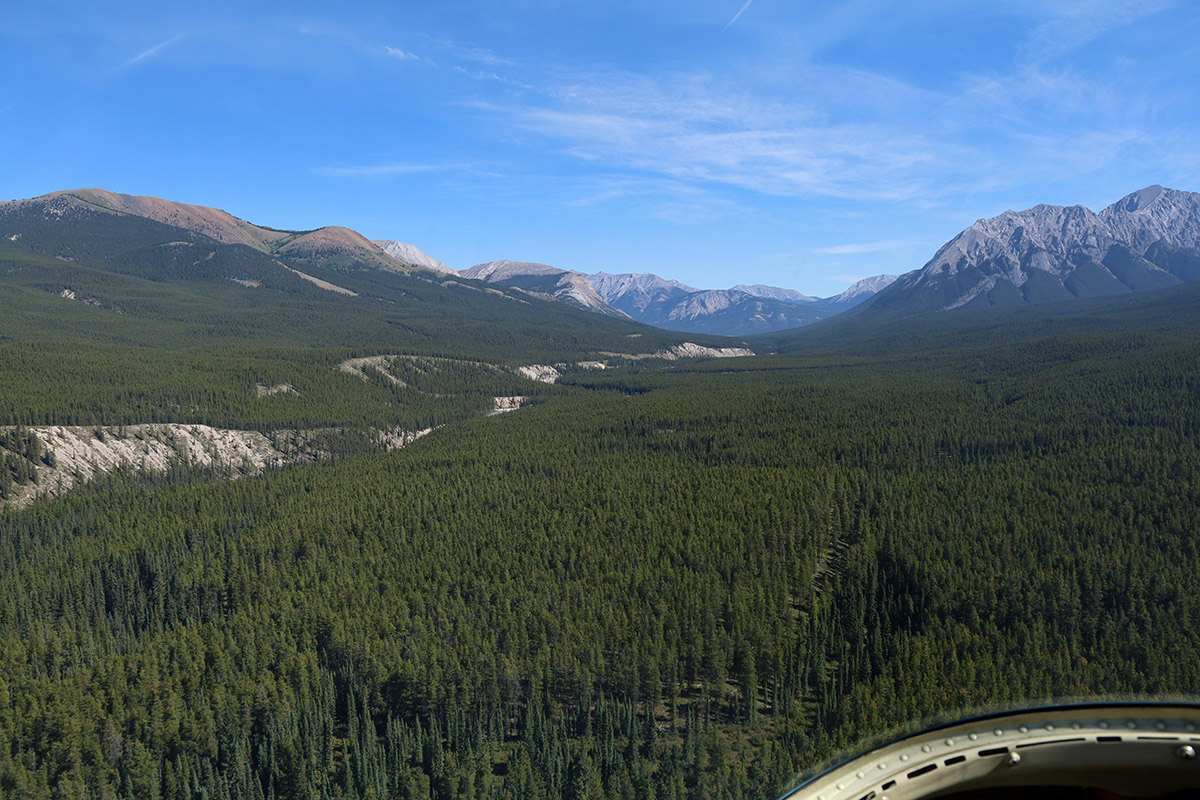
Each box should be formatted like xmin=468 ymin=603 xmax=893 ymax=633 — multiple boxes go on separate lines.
xmin=588 ymin=273 xmax=831 ymax=335
xmin=865 ymin=185 xmax=1200 ymax=319
xmin=461 ymin=264 xmax=892 ymax=335
xmin=462 ymin=261 xmax=630 ymax=318
xmin=733 ymin=278 xmax=898 ymax=310
xmin=372 ymin=240 xmax=454 ymax=274
xmin=732 ymin=284 xmax=820 ymax=304
xmin=823 ymin=274 xmax=899 ymax=308
xmin=590 ymin=272 xmax=699 ymax=304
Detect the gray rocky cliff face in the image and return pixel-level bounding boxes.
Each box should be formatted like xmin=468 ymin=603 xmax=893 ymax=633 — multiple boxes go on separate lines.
xmin=550 ymin=272 xmax=631 ymax=318
xmin=917 ymin=204 xmax=1113 ymax=288
xmin=588 ymin=272 xmax=698 ymax=312
xmin=732 ymin=284 xmax=819 ymax=303
xmin=589 ymin=273 xmax=830 ymax=333
xmin=461 ymin=260 xmax=565 ymax=281
xmin=1098 ymin=185 xmax=1200 ymax=254
xmin=461 ymin=261 xmax=629 ymax=317
xmin=873 ymin=186 xmax=1200 ymax=315
xmin=463 ymin=266 xmax=840 ymax=334
xmin=371 ymin=239 xmax=455 ymax=273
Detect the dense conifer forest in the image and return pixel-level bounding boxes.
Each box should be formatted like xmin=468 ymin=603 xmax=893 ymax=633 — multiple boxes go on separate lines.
xmin=1 ymin=297 xmax=1198 ymax=798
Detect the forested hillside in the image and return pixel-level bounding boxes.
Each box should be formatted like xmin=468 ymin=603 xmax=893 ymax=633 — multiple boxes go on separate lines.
xmin=1 ymin=307 xmax=1197 ymax=799
xmin=0 ymin=194 xmax=736 ymax=507
xmin=0 ymin=193 xmax=707 ymax=433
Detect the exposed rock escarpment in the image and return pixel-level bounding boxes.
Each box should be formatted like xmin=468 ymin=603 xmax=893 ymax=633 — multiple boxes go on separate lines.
xmin=0 ymin=422 xmax=433 ymax=510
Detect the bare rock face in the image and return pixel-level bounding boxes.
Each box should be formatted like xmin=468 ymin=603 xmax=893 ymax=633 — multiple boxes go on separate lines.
xmin=917 ymin=204 xmax=1113 ymax=288
xmin=462 ymin=261 xmax=565 ymax=281
xmin=0 ymin=419 xmax=436 ymax=510
xmin=589 ymin=272 xmax=830 ymax=334
xmin=1098 ymin=185 xmax=1200 ymax=254
xmin=462 ymin=261 xmax=630 ymax=318
xmin=733 ymin=284 xmax=819 ymax=303
xmin=0 ymin=424 xmax=291 ymax=509
xmin=517 ymin=364 xmax=561 ymax=384
xmin=598 ymin=342 xmax=754 ymax=361
xmin=869 ymin=186 xmax=1200 ymax=316
xmin=823 ymin=274 xmax=899 ymax=308
xmin=466 ymin=266 xmax=840 ymax=335
xmin=372 ymin=240 xmax=455 ymax=273
xmin=375 ymin=427 xmax=434 ymax=449
xmin=663 ymin=342 xmax=754 ymax=359
xmin=589 ymin=272 xmax=699 ymax=311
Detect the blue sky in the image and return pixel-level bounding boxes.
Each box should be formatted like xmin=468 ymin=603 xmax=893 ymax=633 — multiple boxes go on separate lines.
xmin=3 ymin=1 xmax=1198 ymax=295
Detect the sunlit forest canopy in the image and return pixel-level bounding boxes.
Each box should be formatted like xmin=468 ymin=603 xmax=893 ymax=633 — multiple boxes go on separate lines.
xmin=1 ymin=304 xmax=1198 ymax=799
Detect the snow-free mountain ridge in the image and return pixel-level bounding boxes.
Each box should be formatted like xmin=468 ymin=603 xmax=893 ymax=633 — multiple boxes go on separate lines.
xmin=460 ymin=265 xmax=895 ymax=336
xmin=462 ymin=261 xmax=629 ymax=318
xmin=15 ymin=189 xmax=425 ymax=275
xmin=865 ymin=185 xmax=1200 ymax=318
xmin=372 ymin=240 xmax=454 ymax=274
xmin=824 ymin=275 xmax=900 ymax=307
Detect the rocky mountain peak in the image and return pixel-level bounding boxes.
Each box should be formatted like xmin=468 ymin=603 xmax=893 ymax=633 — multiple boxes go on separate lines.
xmin=866 ymin=185 xmax=1200 ymax=318
xmin=919 ymin=202 xmax=1112 ymax=289
xmin=1109 ymin=184 xmax=1166 ymax=212
xmin=826 ymin=274 xmax=898 ymax=306
xmin=461 ymin=261 xmax=566 ymax=281
xmin=459 ymin=261 xmax=629 ymax=318
xmin=732 ymin=284 xmax=819 ymax=303
xmin=589 ymin=272 xmax=698 ymax=301
xmin=1099 ymin=185 xmax=1200 ymax=254
xmin=372 ymin=240 xmax=454 ymax=274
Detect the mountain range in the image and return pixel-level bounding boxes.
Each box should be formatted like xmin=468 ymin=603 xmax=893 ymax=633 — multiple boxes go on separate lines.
xmin=447 ymin=185 xmax=1200 ymax=334
xmin=37 ymin=188 xmax=416 ymax=274
xmin=6 ymin=188 xmax=905 ymax=338
xmin=862 ymin=184 xmax=1200 ymax=318
xmin=459 ymin=265 xmax=898 ymax=336
xmin=460 ymin=261 xmax=630 ymax=319
xmin=0 ymin=188 xmax=714 ymax=365
xmin=5 ymin=184 xmax=1200 ymax=342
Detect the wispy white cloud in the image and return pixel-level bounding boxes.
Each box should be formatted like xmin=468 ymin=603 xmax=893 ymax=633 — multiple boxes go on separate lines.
xmin=1016 ymin=0 xmax=1174 ymax=64
xmin=466 ymin=68 xmax=952 ymax=204
xmin=316 ymin=162 xmax=472 ymax=178
xmin=121 ymin=33 xmax=186 ymax=69
xmin=383 ymin=46 xmax=424 ymax=61
xmin=454 ymin=66 xmax=535 ymax=90
xmin=813 ymin=239 xmax=921 ymax=255
xmin=442 ymin=42 xmax=516 ymax=67
xmin=723 ymin=0 xmax=755 ymax=31
xmin=457 ymin=24 xmax=1200 ymax=218
xmin=352 ymin=5 xmax=1197 ymax=228
xmin=553 ymin=174 xmax=753 ymax=223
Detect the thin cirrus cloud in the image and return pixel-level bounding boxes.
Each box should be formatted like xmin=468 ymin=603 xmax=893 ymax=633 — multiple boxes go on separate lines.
xmin=383 ymin=46 xmax=425 ymax=61
xmin=459 ymin=26 xmax=1193 ymax=212
xmin=316 ymin=162 xmax=472 ymax=178
xmin=1015 ymin=0 xmax=1175 ymax=64
xmin=121 ymin=33 xmax=187 ymax=69
xmin=812 ymin=239 xmax=922 ymax=255
xmin=468 ymin=70 xmax=953 ymax=204
xmin=723 ymin=0 xmax=755 ymax=31
xmin=556 ymin=174 xmax=754 ymax=223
